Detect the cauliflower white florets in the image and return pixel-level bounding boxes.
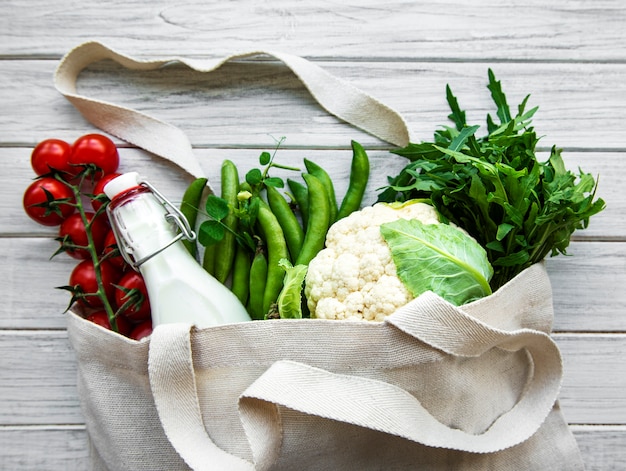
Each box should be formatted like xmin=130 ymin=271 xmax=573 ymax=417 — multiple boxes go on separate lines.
xmin=305 ymin=201 xmax=441 ymax=321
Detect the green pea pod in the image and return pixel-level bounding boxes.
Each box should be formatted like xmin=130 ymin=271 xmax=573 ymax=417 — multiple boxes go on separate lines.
xmin=256 ymin=201 xmax=290 ymax=316
xmin=247 ymin=244 xmax=268 ymax=320
xmin=266 ymin=185 xmax=304 ymax=262
xmin=180 ymin=177 xmax=208 ymax=257
xmin=202 ymin=244 xmax=216 ymax=276
xmin=295 ymin=173 xmax=331 ymax=266
xmin=239 ymin=181 xmax=252 ymax=193
xmin=287 ymin=178 xmax=309 ymax=230
xmin=303 ymin=158 xmax=338 ymax=224
xmin=230 ymin=244 xmax=252 ymax=305
xmin=337 ymin=140 xmax=370 ymax=220
xmin=214 ymin=160 xmax=239 ymax=284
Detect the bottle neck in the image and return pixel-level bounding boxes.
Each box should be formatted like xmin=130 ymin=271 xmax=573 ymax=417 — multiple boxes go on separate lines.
xmin=109 ymin=189 xmax=183 ymax=265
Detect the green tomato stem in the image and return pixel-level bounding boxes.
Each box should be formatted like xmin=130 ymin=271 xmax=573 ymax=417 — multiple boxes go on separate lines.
xmin=59 ymin=172 xmax=119 ymax=332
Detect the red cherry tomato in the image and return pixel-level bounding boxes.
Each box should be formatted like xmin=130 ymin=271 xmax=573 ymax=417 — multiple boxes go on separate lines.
xmin=129 ymin=320 xmax=153 ymax=341
xmin=102 ymin=229 xmax=127 ymax=270
xmin=30 ymin=139 xmax=73 ymax=176
xmin=86 ymin=310 xmax=131 ymax=336
xmin=115 ymin=271 xmax=151 ymax=322
xmin=69 ymin=259 xmax=119 ymax=308
xmin=91 ymin=172 xmax=122 ymax=212
xmin=70 ymin=134 xmax=120 ymax=179
xmin=23 ymin=177 xmax=76 ymax=226
xmin=59 ymin=212 xmax=109 ymax=259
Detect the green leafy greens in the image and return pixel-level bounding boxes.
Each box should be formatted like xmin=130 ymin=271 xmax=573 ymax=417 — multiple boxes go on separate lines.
xmin=378 ymin=70 xmax=605 ymax=289
xmin=380 ymin=219 xmax=493 ymax=306
xmin=269 ymin=258 xmax=308 ymax=319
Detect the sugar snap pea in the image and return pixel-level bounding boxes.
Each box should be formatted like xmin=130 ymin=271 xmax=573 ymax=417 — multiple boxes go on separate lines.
xmin=247 ymin=243 xmax=268 ymax=320
xmin=287 ymin=178 xmax=309 ymax=230
xmin=295 ymin=173 xmax=331 ymax=266
xmin=304 ymin=159 xmax=338 ymax=224
xmin=180 ymin=177 xmax=208 ymax=257
xmin=214 ymin=160 xmax=239 ymax=284
xmin=337 ymin=140 xmax=370 ymax=220
xmin=266 ymin=185 xmax=304 ymax=262
xmin=256 ymin=201 xmax=290 ymax=316
xmin=230 ymin=244 xmax=251 ymax=306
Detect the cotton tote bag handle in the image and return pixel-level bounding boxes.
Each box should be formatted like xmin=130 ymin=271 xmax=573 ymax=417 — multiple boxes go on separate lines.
xmin=148 ymin=264 xmax=563 ymax=471
xmin=54 ymin=41 xmax=413 ymax=182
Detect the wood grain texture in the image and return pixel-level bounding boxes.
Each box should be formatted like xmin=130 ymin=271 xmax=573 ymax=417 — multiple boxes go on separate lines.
xmin=557 ymin=335 xmax=626 ymax=425
xmin=0 ymin=425 xmax=623 ymax=470
xmin=0 ymin=426 xmax=90 ymax=470
xmin=0 ymin=332 xmax=81 ymax=425
xmin=2 ymin=0 xmax=626 ymax=61
xmin=546 ymin=243 xmax=626 ymax=332
xmin=5 ymin=147 xmax=622 ymax=238
xmin=572 ymin=426 xmax=626 ymax=471
xmin=3 ymin=238 xmax=623 ymax=331
xmin=3 ymin=60 xmax=626 ymax=150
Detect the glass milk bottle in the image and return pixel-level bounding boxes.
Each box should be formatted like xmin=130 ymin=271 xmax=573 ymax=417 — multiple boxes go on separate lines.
xmin=104 ymin=172 xmax=251 ymax=328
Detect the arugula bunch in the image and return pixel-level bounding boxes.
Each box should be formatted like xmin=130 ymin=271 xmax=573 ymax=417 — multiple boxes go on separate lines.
xmin=378 ymin=70 xmax=605 ymax=290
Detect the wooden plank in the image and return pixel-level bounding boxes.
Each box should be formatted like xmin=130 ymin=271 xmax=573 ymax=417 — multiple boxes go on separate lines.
xmin=2 ymin=0 xmax=626 ymax=62
xmin=557 ymin=335 xmax=626 ymax=425
xmin=2 ymin=239 xmax=623 ymax=331
xmin=0 ymin=425 xmax=622 ymax=470
xmin=4 ymin=146 xmax=621 ymax=239
xmin=571 ymin=426 xmax=626 ymax=471
xmin=546 ymin=242 xmax=626 ymax=332
xmin=0 ymin=426 xmax=90 ymax=470
xmin=0 ymin=331 xmax=82 ymax=425
xmin=0 ymin=238 xmax=79 ymax=330
xmin=3 ymin=60 xmax=626 ymax=150
xmin=1 ymin=331 xmax=624 ymax=426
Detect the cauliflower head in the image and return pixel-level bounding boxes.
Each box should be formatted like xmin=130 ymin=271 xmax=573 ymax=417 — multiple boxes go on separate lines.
xmin=305 ymin=201 xmax=441 ymax=321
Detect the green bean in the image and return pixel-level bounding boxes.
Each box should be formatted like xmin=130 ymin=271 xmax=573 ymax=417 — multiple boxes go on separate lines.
xmin=214 ymin=160 xmax=239 ymax=284
xmin=247 ymin=244 xmax=268 ymax=320
xmin=180 ymin=177 xmax=208 ymax=257
xmin=295 ymin=173 xmax=331 ymax=266
xmin=256 ymin=201 xmax=290 ymax=316
xmin=304 ymin=158 xmax=338 ymax=224
xmin=230 ymin=244 xmax=251 ymax=305
xmin=287 ymin=178 xmax=309 ymax=229
xmin=337 ymin=140 xmax=370 ymax=220
xmin=266 ymin=185 xmax=304 ymax=262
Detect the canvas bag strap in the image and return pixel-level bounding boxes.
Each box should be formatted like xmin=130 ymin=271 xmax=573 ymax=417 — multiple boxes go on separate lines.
xmin=148 ymin=267 xmax=563 ymax=471
xmin=54 ymin=41 xmax=413 ymax=182
xmin=148 ymin=322 xmax=254 ymax=471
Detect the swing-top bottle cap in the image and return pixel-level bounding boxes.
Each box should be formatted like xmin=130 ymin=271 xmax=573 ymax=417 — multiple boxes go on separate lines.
xmin=103 ymin=172 xmax=142 ymax=200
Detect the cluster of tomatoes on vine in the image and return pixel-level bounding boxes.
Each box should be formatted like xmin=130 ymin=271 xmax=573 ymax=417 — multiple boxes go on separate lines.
xmin=23 ymin=133 xmax=152 ymax=340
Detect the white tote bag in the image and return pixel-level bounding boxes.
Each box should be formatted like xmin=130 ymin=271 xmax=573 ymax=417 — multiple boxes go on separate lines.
xmin=57 ymin=42 xmax=585 ymax=471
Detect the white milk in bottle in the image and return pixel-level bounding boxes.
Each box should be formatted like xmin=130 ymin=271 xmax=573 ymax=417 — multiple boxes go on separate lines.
xmin=104 ymin=172 xmax=251 ymax=328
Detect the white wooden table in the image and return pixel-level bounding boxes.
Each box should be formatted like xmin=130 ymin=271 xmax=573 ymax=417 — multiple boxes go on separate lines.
xmin=1 ymin=1 xmax=625 ymax=469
